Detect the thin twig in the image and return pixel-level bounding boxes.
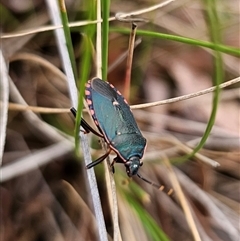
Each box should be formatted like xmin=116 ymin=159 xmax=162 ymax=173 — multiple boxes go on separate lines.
xmin=115 ymin=13 xmax=147 ymax=23
xmin=124 ymin=23 xmax=137 ymax=101
xmin=175 ymin=167 xmax=239 ymax=240
xmin=159 ymin=136 xmax=220 ymax=167
xmin=96 ymin=0 xmax=122 ymax=240
xmin=162 ymin=156 xmax=202 ymax=241
xmin=6 ymin=76 xmax=240 ymax=114
xmin=0 ymin=140 xmax=73 ymax=182
xmin=9 ymin=79 xmax=67 ymax=142
xmin=96 ymin=0 xmax=102 ymax=78
xmin=1 ymin=0 xmax=175 ymax=39
xmin=113 ymin=0 xmax=174 ymax=20
xmin=131 ymin=76 xmax=240 ymax=109
xmin=108 ymin=38 xmax=142 ymax=73
xmin=10 ymin=52 xmax=67 ymax=80
xmin=0 ymin=50 xmax=9 ymax=166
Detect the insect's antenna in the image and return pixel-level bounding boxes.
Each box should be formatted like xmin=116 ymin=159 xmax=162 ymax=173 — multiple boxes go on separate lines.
xmin=137 ymin=173 xmax=173 ymax=196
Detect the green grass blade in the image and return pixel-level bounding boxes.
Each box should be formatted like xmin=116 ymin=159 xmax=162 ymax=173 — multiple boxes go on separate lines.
xmin=58 ymin=0 xmax=78 ymax=81
xmin=124 ymin=192 xmax=171 ymax=241
xmin=101 ymin=0 xmax=110 ymax=80
xmin=74 ymin=1 xmax=96 ymax=153
xmin=116 ymin=170 xmax=171 ymax=241
xmin=110 ymin=28 xmax=240 ymax=56
xmin=172 ymin=0 xmax=224 ymax=163
xmin=192 ymin=0 xmax=223 ymax=153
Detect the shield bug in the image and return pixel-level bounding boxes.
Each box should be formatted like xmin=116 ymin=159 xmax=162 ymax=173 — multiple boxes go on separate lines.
xmin=71 ymin=78 xmax=173 ymax=193
xmin=71 ymin=77 xmax=146 ymax=176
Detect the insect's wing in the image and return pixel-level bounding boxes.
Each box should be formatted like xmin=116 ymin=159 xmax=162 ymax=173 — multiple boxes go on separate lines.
xmin=90 ymin=78 xmax=141 ymax=136
xmin=91 ymin=78 xmax=118 ymax=100
xmin=87 ymin=78 xmax=146 ymax=159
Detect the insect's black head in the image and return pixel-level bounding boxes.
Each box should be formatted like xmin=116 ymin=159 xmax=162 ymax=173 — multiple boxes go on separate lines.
xmin=125 ymin=156 xmax=142 ymax=177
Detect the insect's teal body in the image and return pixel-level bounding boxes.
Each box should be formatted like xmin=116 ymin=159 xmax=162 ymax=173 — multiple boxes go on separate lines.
xmin=85 ymin=78 xmax=146 ymax=176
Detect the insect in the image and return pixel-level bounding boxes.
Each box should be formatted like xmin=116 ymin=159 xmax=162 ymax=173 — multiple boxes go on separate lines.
xmin=71 ymin=78 xmax=173 ymax=193
xmin=71 ymin=77 xmax=146 ymax=176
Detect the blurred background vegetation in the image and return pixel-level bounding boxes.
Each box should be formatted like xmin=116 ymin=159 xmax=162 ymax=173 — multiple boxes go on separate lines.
xmin=0 ymin=0 xmax=239 ymax=241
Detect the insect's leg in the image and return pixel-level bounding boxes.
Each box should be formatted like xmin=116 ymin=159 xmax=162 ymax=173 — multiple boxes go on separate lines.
xmin=70 ymin=107 xmax=77 ymax=117
xmin=70 ymin=107 xmax=103 ymax=138
xmin=110 ymin=156 xmax=124 ymax=173
xmin=110 ymin=158 xmax=116 ymax=173
xmin=81 ymin=118 xmax=104 ymax=137
xmin=113 ymin=156 xmax=124 ymax=164
xmin=86 ymin=149 xmax=112 ymax=169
